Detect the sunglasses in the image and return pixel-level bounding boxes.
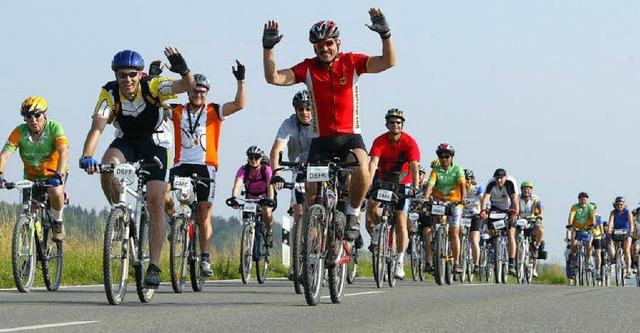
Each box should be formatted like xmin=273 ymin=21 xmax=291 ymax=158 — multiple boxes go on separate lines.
xmin=248 ymin=155 xmax=262 ymax=161
xmin=296 ymin=106 xmax=311 ymax=112
xmin=387 ymin=120 xmax=403 ymax=125
xmin=22 ymin=112 xmax=44 ymax=119
xmin=314 ymin=39 xmax=335 ymax=48
xmin=438 ymin=155 xmax=451 ymax=159
xmin=117 ymin=71 xmax=139 ymax=79
xmin=192 ymin=89 xmax=208 ymax=95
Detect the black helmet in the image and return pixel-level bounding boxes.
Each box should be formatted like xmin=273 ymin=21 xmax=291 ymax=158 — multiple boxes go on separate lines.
xmin=613 ymin=196 xmax=626 ymax=208
xmin=464 ymin=169 xmax=474 ymax=180
xmin=578 ymin=192 xmax=589 ymax=199
xmin=436 ymin=143 xmax=455 ymax=157
xmin=194 ymin=74 xmax=210 ymax=90
xmin=385 ymin=108 xmax=405 ymax=122
xmin=292 ymin=90 xmax=311 ymax=107
xmin=246 ymin=145 xmax=264 ymax=157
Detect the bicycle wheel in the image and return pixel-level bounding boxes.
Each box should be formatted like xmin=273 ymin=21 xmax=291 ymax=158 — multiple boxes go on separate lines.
xmin=169 ymin=216 xmax=189 ymax=293
xmin=42 ymin=221 xmax=63 ymax=291
xmin=189 ymin=222 xmax=205 ymax=292
xmin=584 ymin=252 xmax=591 ymax=287
xmin=387 ymin=224 xmax=398 ymax=288
xmin=328 ymin=211 xmax=347 ymax=303
xmin=410 ymin=234 xmax=419 ymax=281
xmin=615 ymin=248 xmax=621 ymax=286
xmin=434 ymin=227 xmax=446 ymax=285
xmin=346 ymin=243 xmax=358 ymax=285
xmin=459 ymin=234 xmax=468 ymax=284
xmin=240 ymin=223 xmax=254 ymax=284
xmin=479 ymin=246 xmax=487 ymax=283
xmin=12 ymin=216 xmax=36 ymax=293
xmin=255 ymin=224 xmax=269 ymax=284
xmin=493 ymin=237 xmax=502 ymax=284
xmin=303 ymin=205 xmax=326 ymax=306
xmin=418 ymin=240 xmax=426 ymax=281
xmin=292 ymin=216 xmax=305 ymax=293
xmin=102 ymin=207 xmax=128 ymax=305
xmin=501 ymin=238 xmax=509 ymax=284
xmin=525 ymin=252 xmax=533 ymax=284
xmin=636 ymin=253 xmax=640 ymax=287
xmin=374 ymin=223 xmax=387 ymax=288
xmin=134 ymin=213 xmax=154 ymax=302
xmin=516 ymin=239 xmax=525 ymax=284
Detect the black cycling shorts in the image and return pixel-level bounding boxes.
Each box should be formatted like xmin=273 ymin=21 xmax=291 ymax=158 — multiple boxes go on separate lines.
xmin=307 ymin=134 xmax=367 ymax=164
xmin=470 ymin=215 xmax=483 ymax=232
xmin=109 ymin=137 xmax=168 ymax=182
xmin=170 ymin=163 xmax=217 ymax=202
xmin=292 ymin=172 xmax=305 ymax=205
xmin=592 ymin=238 xmax=602 ymax=250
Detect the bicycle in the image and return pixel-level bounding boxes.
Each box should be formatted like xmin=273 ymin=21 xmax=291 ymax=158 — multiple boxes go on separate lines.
xmin=478 ymin=223 xmax=494 ymax=284
xmin=226 ymin=196 xmax=275 ymax=285
xmin=515 ymin=217 xmax=536 ymax=284
xmin=611 ymin=229 xmax=629 ymax=287
xmin=568 ymin=226 xmax=593 ymax=287
xmin=424 ymin=200 xmax=457 ymax=286
xmin=7 ymin=179 xmax=63 ymax=293
xmin=459 ymin=214 xmax=474 ymax=283
xmin=168 ymin=173 xmax=215 ymax=293
xmin=283 ymin=151 xmax=358 ymax=306
xmin=487 ymin=212 xmax=509 ymax=284
xmin=409 ymin=211 xmax=425 ymax=282
xmin=599 ymin=238 xmax=611 ymax=286
xmin=101 ymin=158 xmax=161 ymax=305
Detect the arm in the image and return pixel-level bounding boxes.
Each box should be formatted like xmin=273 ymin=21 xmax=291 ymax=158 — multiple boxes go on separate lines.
xmin=231 ymin=176 xmax=244 ymax=198
xmin=222 ymin=60 xmax=246 ymax=117
xmin=607 ymin=212 xmax=614 ymax=234
xmin=409 ymin=161 xmax=419 ymax=189
xmin=81 ymin=115 xmax=109 ymax=158
xmin=55 ymin=144 xmax=69 ymax=177
xmin=262 ymin=20 xmax=296 ymax=86
xmin=0 ymin=149 xmax=12 ymax=186
xmin=368 ymin=156 xmax=380 ymax=184
xmin=365 ymin=8 xmax=397 ymax=73
xmin=629 ymin=211 xmax=635 ymax=234
xmin=424 ymin=183 xmax=434 ymax=201
xmin=164 ymin=46 xmax=195 ymax=94
xmin=269 ymin=140 xmax=287 ymax=178
xmin=511 ymin=192 xmax=520 ymax=214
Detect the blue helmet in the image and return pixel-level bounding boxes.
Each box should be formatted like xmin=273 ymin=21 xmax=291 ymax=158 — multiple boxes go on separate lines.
xmin=111 ymin=50 xmax=144 ymax=71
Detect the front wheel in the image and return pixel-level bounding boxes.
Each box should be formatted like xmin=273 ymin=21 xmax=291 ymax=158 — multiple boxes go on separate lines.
xmin=515 ymin=239 xmax=525 ymax=284
xmin=42 ymin=223 xmax=63 ymax=291
xmin=346 ymin=243 xmax=358 ymax=285
xmin=103 ymin=207 xmax=129 ymax=305
xmin=459 ymin=234 xmax=469 ymax=284
xmin=12 ymin=216 xmax=36 ymax=293
xmin=303 ymin=205 xmax=326 ymax=306
xmin=410 ymin=234 xmax=419 ymax=281
xmin=493 ymin=237 xmax=502 ymax=284
xmin=374 ymin=224 xmax=387 ymax=288
xmin=434 ymin=227 xmax=446 ymax=286
xmin=134 ymin=213 xmax=154 ymax=303
xmin=169 ymin=217 xmax=189 ymax=293
xmin=328 ymin=210 xmax=347 ymax=303
xmin=239 ymin=223 xmax=254 ymax=284
xmin=254 ymin=223 xmax=269 ymax=284
xmin=189 ymin=223 xmax=204 ymax=292
xmin=292 ymin=216 xmax=305 ymax=293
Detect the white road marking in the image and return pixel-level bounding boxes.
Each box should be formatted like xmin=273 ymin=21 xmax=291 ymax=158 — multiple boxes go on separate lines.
xmin=321 ymin=290 xmax=386 ymax=298
xmin=0 ymin=321 xmax=99 ymax=332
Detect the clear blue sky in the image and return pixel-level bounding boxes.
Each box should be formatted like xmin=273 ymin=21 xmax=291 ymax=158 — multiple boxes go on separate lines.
xmin=1 ymin=1 xmax=639 ymax=263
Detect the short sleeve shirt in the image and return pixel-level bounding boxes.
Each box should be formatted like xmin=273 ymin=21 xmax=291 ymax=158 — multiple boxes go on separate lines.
xmin=427 ymin=164 xmax=465 ymax=201
xmin=369 ymin=132 xmax=420 ymax=184
xmin=236 ymin=164 xmax=273 ymax=199
xmin=275 ymin=114 xmax=313 ymax=163
xmin=485 ymin=176 xmax=518 ymax=211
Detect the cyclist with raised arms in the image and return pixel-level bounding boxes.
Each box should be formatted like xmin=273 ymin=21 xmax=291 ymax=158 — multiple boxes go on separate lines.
xmin=164 ymin=63 xmax=246 ymax=277
xmin=366 ymin=109 xmax=420 ymax=279
xmin=462 ymin=169 xmax=484 ymax=275
xmin=80 ymin=47 xmax=195 ymax=288
xmin=262 ymin=7 xmax=397 ymax=241
xmin=0 ymin=97 xmax=69 ymax=241
xmin=423 ymin=144 xmax=466 ymax=274
xmin=607 ymin=196 xmax=634 ymax=279
xmin=479 ymin=168 xmax=520 ymax=276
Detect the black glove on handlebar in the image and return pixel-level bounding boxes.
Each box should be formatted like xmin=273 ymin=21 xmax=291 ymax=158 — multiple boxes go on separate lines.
xmin=270 ymin=175 xmax=285 ymax=185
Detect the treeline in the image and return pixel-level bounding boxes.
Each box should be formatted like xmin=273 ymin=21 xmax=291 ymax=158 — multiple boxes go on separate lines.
xmin=0 ymin=202 xmax=282 ymax=252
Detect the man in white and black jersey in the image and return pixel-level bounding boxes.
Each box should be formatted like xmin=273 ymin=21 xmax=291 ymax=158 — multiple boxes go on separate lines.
xmin=479 ymin=168 xmax=520 ymax=276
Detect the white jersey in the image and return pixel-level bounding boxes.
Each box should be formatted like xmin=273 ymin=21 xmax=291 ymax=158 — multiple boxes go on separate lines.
xmin=275 ymin=114 xmax=313 ymax=163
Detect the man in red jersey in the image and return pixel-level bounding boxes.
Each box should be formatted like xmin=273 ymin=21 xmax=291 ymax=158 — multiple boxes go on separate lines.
xmin=262 ymin=7 xmax=397 ymax=240
xmin=366 ymin=109 xmax=420 ymax=279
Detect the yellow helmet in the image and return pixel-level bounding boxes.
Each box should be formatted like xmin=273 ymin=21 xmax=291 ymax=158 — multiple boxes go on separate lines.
xmin=21 ymin=96 xmax=48 ymax=115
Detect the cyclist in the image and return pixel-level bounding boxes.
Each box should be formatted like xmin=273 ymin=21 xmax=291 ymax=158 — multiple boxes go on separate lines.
xmin=164 ymin=63 xmax=246 ymax=277
xmin=518 ymin=181 xmax=545 ymax=277
xmin=262 ymin=8 xmax=397 ymax=241
xmin=423 ymin=144 xmax=466 ymax=274
xmin=269 ymin=90 xmax=314 ymax=279
xmin=0 ymin=96 xmax=69 ymax=241
xmin=366 ymin=109 xmax=420 ymax=279
xmin=607 ymin=196 xmax=634 ymax=279
xmin=479 ymin=168 xmax=520 ymax=275
xmin=80 ymin=47 xmax=195 ymax=288
xmin=229 ymin=146 xmax=275 ymax=246
xmin=462 ymin=169 xmax=484 ymax=275
xmin=566 ymin=191 xmax=596 ymax=281
xmin=592 ymin=212 xmax=606 ymax=281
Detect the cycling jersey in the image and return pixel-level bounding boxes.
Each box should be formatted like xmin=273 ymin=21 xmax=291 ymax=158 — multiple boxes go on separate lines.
xmin=569 ymin=203 xmax=596 ymax=229
xmin=485 ymin=176 xmax=518 ymax=211
xmin=463 ymin=185 xmax=484 ymax=215
xmin=94 ymin=77 xmax=177 ymax=149
xmin=369 ymin=132 xmax=420 ymax=185
xmin=236 ymin=164 xmax=272 ymax=199
xmin=427 ymin=164 xmax=465 ymax=202
xmin=170 ymin=103 xmax=224 ymax=168
xmin=275 ymin=114 xmax=313 ymax=163
xmin=290 ymin=52 xmax=370 ymax=138
xmin=3 ymin=119 xmax=68 ymax=180
xmin=611 ymin=208 xmax=631 ymax=233
xmin=519 ymin=194 xmax=543 ymax=218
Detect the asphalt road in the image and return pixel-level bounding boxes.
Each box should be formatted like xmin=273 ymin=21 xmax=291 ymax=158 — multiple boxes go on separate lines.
xmin=0 ymin=277 xmax=637 ymax=332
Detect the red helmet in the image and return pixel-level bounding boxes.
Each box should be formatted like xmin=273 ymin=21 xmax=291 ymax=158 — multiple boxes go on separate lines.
xmin=436 ymin=143 xmax=455 ymax=157
xmin=309 ymin=20 xmax=340 ymax=43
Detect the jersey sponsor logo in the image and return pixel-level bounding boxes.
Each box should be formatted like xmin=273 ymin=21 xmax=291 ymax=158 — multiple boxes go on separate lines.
xmin=340 ymin=77 xmax=347 ymax=85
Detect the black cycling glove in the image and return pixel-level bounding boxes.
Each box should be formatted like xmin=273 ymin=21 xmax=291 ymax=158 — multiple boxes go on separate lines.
xmin=262 ymin=26 xmax=283 ymax=49
xmin=270 ymin=175 xmax=285 ymax=185
xmin=233 ymin=63 xmax=245 ymax=81
xmin=368 ymin=14 xmax=391 ymax=39
xmin=167 ymin=53 xmax=190 ymax=76
xmin=148 ymin=60 xmax=163 ymax=76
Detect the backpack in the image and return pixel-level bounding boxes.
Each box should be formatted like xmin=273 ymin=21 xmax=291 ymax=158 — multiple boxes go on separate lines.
xmin=243 ymin=156 xmax=278 ymax=210
xmin=103 ymin=77 xmax=164 ymax=137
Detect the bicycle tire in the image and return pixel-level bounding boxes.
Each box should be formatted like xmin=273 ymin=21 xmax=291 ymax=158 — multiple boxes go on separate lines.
xmin=388 ymin=223 xmax=398 ymax=288
xmin=418 ymin=240 xmax=425 ymax=281
xmin=615 ymin=247 xmax=621 ymax=286
xmin=636 ymin=254 xmax=640 ymax=287
xmin=240 ymin=222 xmax=254 ymax=284
xmin=459 ymin=234 xmax=468 ymax=284
xmin=479 ymin=246 xmax=487 ymax=283
xmin=346 ymin=243 xmax=358 ymax=285
xmin=525 ymin=250 xmax=533 ymax=284
xmin=134 ymin=213 xmax=154 ymax=302
xmin=493 ymin=236 xmax=502 ymax=284
xmin=169 ymin=216 xmax=188 ymax=293
xmin=374 ymin=223 xmax=386 ymax=288
xmin=501 ymin=237 xmax=509 ymax=284
xmin=516 ymin=239 xmax=525 ymax=284
xmin=255 ymin=223 xmax=269 ymax=284
xmin=42 ymin=223 xmax=63 ymax=291
xmin=292 ymin=216 xmax=305 ymax=293
xmin=434 ymin=227 xmax=446 ymax=286
xmin=328 ymin=211 xmax=347 ymax=303
xmin=303 ymin=205 xmax=326 ymax=306
xmin=12 ymin=216 xmax=36 ymax=293
xmin=410 ymin=234 xmax=419 ymax=281
xmin=102 ymin=207 xmax=129 ymax=305
xmin=189 ymin=222 xmax=205 ymax=292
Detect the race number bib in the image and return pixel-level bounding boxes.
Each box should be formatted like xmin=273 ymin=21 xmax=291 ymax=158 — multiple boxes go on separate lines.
xmin=243 ymin=202 xmax=257 ymax=213
xmin=114 ymin=164 xmax=137 ymax=185
xmin=431 ymin=204 xmax=446 ymax=215
xmin=376 ymin=189 xmax=393 ymax=202
xmin=306 ymin=166 xmax=330 ymax=182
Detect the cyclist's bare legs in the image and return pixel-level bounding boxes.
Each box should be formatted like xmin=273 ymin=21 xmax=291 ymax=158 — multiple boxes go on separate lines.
xmin=164 ymin=184 xmax=175 ymax=216
xmin=263 ymin=207 xmax=273 ymax=234
xmin=624 ymin=237 xmax=632 ymax=272
xmin=347 ymin=148 xmax=370 ymax=211
xmin=508 ymin=227 xmax=516 ymax=259
xmin=532 ymin=224 xmax=544 ymax=247
xmin=100 ymin=147 xmax=126 ymax=204
xmin=449 ymin=224 xmax=460 ymax=265
xmin=197 ymin=201 xmax=212 ymax=254
xmin=147 ymin=180 xmax=167 ymax=266
xmin=47 ymin=186 xmax=65 ymax=211
xmin=366 ymin=199 xmax=381 ymax=235
xmin=396 ymin=210 xmax=408 ymax=254
xmin=471 ymin=230 xmax=480 ymax=266
xmin=421 ymin=225 xmax=433 ymax=266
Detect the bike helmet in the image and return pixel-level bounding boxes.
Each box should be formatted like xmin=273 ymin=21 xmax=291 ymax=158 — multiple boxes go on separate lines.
xmin=521 ymin=181 xmax=533 ymax=189
xmin=436 ymin=143 xmax=455 ymax=157
xmin=246 ymin=145 xmax=264 ymax=157
xmin=111 ymin=50 xmax=144 ymax=71
xmin=20 ymin=96 xmax=48 ymax=115
xmin=613 ymin=196 xmax=626 ymax=207
xmin=578 ymin=191 xmax=589 ymax=199
xmin=418 ymin=164 xmax=427 ymax=174
xmin=309 ymin=20 xmax=340 ymax=43
xmin=194 ymin=74 xmax=210 ymax=90
xmin=292 ymin=90 xmax=311 ymax=107
xmin=385 ymin=108 xmax=405 ymax=122
xmin=464 ymin=169 xmax=474 ymax=180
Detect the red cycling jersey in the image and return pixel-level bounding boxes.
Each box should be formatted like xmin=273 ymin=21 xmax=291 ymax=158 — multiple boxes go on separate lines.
xmin=290 ymin=52 xmax=370 ymax=138
xmin=369 ymin=132 xmax=421 ymax=185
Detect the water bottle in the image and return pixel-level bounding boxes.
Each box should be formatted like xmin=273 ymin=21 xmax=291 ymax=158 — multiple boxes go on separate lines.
xmin=372 ymin=224 xmax=381 ymax=245
xmin=34 ymin=218 xmax=42 ymax=237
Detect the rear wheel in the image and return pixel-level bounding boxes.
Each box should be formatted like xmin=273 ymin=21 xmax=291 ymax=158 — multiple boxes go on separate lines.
xmin=102 ymin=207 xmax=128 ymax=305
xmin=303 ymin=205 xmax=326 ymax=306
xmin=240 ymin=223 xmax=254 ymax=284
xmin=292 ymin=217 xmax=305 ymax=293
xmin=189 ymin=223 xmax=205 ymax=292
xmin=42 ymin=223 xmax=63 ymax=291
xmin=12 ymin=216 xmax=36 ymax=293
xmin=134 ymin=213 xmax=154 ymax=302
xmin=169 ymin=217 xmax=188 ymax=293
xmin=346 ymin=243 xmax=358 ymax=285
xmin=434 ymin=227 xmax=446 ymax=285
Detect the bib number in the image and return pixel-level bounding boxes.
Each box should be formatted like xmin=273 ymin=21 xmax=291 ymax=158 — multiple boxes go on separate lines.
xmin=376 ymin=189 xmax=394 ymax=202
xmin=306 ymin=166 xmax=330 ymax=182
xmin=114 ymin=164 xmax=137 ymax=185
xmin=431 ymin=204 xmax=446 ymax=216
xmin=492 ymin=220 xmax=506 ymax=230
xmin=243 ymin=202 xmax=257 ymax=213
xmin=461 ymin=218 xmax=472 ymax=227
